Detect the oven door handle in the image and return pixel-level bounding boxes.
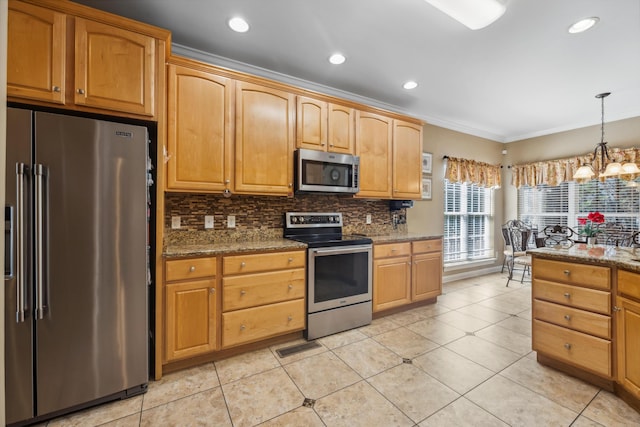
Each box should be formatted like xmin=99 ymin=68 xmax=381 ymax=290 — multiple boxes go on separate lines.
xmin=311 ymin=245 xmax=372 ymax=256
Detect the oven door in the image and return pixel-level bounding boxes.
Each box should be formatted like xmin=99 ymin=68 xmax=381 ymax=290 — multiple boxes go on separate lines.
xmin=307 ymin=244 xmax=372 ymax=313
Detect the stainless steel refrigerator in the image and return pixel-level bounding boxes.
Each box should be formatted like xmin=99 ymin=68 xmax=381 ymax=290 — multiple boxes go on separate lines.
xmin=5 ymin=107 xmax=149 ymax=425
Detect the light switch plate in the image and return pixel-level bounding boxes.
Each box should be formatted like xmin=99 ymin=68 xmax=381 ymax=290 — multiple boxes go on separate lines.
xmin=366 ymin=214 xmax=372 ymax=224
xmin=227 ymin=215 xmax=236 ymax=228
xmin=204 ymin=215 xmax=214 ymax=229
xmin=171 ymin=216 xmax=181 ymax=229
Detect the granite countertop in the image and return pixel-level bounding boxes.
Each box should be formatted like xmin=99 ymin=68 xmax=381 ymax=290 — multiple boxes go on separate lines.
xmin=163 ymin=232 xmax=442 ymax=258
xmin=528 ymin=244 xmax=640 ymax=273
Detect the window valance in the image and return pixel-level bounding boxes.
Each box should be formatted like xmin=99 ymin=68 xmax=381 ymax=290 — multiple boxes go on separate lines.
xmin=511 ymin=147 xmax=640 ymax=188
xmin=444 ymin=156 xmax=501 ymax=188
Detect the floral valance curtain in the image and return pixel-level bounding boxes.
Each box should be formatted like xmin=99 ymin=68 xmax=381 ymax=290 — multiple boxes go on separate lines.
xmin=444 ymin=156 xmax=501 ymax=188
xmin=511 ymin=147 xmax=640 ymax=188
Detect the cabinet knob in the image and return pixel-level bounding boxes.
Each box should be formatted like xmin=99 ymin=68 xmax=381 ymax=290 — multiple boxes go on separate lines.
xmin=564 ymin=314 xmax=571 ymax=320
xmin=209 ymin=288 xmax=215 ymax=294
xmin=225 ymin=179 xmax=230 ymax=184
xmin=52 ymin=86 xmax=61 ymax=93
xmin=288 ymin=284 xmax=293 ymax=290
xmin=240 ymin=324 xmax=246 ymax=330
xmin=288 ymin=257 xmax=293 ymax=263
xmin=613 ymin=306 xmax=621 ymax=312
xmin=564 ymin=343 xmax=572 ymax=350
xmin=287 ymin=315 xmax=293 ymax=322
xmin=563 ymin=270 xmax=571 ymax=275
xmin=288 ymin=183 xmax=293 ymax=187
xmin=189 ymin=266 xmax=196 ymax=272
xmin=407 ymin=261 xmax=411 ymax=265
xmin=563 ymin=292 xmax=571 ymax=299
xmin=240 ymin=262 xmax=246 ymax=268
xmin=77 ymin=88 xmax=85 ymax=95
xmin=240 ymin=290 xmax=246 ymax=296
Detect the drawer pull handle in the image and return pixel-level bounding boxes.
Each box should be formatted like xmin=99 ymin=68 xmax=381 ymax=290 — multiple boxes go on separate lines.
xmin=288 ymin=284 xmax=293 ymax=290
xmin=563 ymin=292 xmax=571 ymax=299
xmin=564 ymin=314 xmax=571 ymax=320
xmin=53 ymin=86 xmax=61 ymax=92
xmin=288 ymin=257 xmax=293 ymax=263
xmin=240 ymin=324 xmax=246 ymax=330
xmin=287 ymin=315 xmax=293 ymax=322
xmin=391 ymin=248 xmax=397 ymax=252
xmin=189 ymin=266 xmax=196 ymax=272
xmin=77 ymin=88 xmax=85 ymax=95
xmin=240 ymin=262 xmax=246 ymax=268
xmin=210 ymin=288 xmax=215 ymax=294
xmin=563 ymin=270 xmax=570 ymax=275
xmin=564 ymin=343 xmax=572 ymax=350
xmin=240 ymin=290 xmax=246 ymax=296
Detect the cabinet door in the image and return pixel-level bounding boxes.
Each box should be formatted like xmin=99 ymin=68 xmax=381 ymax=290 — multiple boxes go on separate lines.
xmin=356 ymin=111 xmax=393 ymax=198
xmin=296 ymin=96 xmax=327 ymax=151
xmin=616 ymin=296 xmax=640 ymax=399
xmin=75 ymin=18 xmax=155 ymax=116
xmin=393 ymin=120 xmax=423 ymax=199
xmin=235 ymin=81 xmax=295 ymax=196
xmin=328 ymin=103 xmax=355 ymax=154
xmin=166 ymin=279 xmax=217 ymax=361
xmin=166 ymin=63 xmax=233 ymax=192
xmin=373 ymin=256 xmax=411 ymax=312
xmin=7 ymin=0 xmax=66 ymax=104
xmin=412 ymin=252 xmax=442 ymax=301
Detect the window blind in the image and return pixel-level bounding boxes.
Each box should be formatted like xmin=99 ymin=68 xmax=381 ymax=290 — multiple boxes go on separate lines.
xmin=444 ymin=181 xmax=494 ymax=263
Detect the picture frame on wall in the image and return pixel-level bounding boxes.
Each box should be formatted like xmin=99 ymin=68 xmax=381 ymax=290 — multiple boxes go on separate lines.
xmin=422 ymin=176 xmax=432 ymax=200
xmin=422 ymin=152 xmax=433 ymax=174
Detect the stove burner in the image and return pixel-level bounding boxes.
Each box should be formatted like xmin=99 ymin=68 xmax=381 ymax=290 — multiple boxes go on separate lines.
xmin=284 ymin=212 xmax=372 ymax=247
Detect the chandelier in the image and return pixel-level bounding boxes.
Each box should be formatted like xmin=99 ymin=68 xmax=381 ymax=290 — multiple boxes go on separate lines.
xmin=572 ymin=92 xmax=640 ymax=182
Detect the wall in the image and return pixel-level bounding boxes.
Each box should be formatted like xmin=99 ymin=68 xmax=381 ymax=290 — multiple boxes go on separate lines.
xmin=503 ymin=116 xmax=640 ymax=220
xmin=1 ymin=1 xmax=7 ymax=422
xmin=407 ymin=124 xmax=505 ymax=278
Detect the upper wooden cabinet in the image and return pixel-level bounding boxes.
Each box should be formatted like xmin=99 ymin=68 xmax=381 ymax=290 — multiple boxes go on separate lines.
xmin=297 ymin=96 xmax=355 ymax=154
xmin=74 ymin=18 xmax=155 ymax=116
xmin=356 ymin=111 xmax=393 ymax=198
xmin=393 ymin=120 xmax=423 ymax=199
xmin=166 ymin=60 xmax=234 ymax=192
xmin=7 ymin=0 xmax=66 ymax=104
xmin=235 ymin=81 xmax=295 ymax=196
xmin=8 ymin=0 xmax=166 ymax=119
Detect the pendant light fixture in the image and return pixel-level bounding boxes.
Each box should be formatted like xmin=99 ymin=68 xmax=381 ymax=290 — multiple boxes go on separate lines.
xmin=573 ymin=92 xmax=640 ymax=182
xmin=424 ymin=0 xmax=508 ymax=30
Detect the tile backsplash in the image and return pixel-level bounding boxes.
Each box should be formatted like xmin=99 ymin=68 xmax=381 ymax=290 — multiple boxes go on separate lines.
xmin=164 ymin=193 xmax=407 ymax=244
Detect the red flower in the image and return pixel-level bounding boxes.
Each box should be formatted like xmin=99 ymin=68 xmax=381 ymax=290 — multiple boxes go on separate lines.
xmin=578 ymin=217 xmax=587 ymax=225
xmin=579 ymin=211 xmax=605 ymax=237
xmin=587 ymin=211 xmax=605 ymax=224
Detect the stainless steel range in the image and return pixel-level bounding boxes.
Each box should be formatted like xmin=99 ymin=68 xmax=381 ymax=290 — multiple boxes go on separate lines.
xmin=284 ymin=212 xmax=373 ymax=340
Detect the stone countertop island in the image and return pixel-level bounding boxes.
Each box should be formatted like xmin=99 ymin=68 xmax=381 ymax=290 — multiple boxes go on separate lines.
xmin=528 ymin=243 xmax=640 ymax=273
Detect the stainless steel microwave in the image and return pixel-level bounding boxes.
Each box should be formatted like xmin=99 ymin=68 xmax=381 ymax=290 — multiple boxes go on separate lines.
xmin=295 ymin=148 xmax=360 ymax=194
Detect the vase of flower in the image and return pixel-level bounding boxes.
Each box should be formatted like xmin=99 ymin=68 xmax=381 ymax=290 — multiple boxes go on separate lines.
xmin=587 ymin=236 xmax=597 ymax=248
xmin=578 ymin=211 xmax=605 ymax=247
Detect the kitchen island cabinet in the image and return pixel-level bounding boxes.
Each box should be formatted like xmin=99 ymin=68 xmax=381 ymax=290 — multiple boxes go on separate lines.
xmin=165 ymin=256 xmax=218 ymax=362
xmin=166 ymin=58 xmax=234 ymax=193
xmin=616 ymin=269 xmax=640 ymax=402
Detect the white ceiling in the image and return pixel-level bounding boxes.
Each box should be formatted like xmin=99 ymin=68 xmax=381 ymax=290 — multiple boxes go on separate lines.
xmin=74 ymin=0 xmax=640 ymax=142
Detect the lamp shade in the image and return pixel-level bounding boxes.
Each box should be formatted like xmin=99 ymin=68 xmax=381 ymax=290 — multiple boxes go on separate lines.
xmin=424 ymin=0 xmax=507 ymax=30
xmin=621 ymin=162 xmax=640 ymax=175
xmin=601 ymin=162 xmax=623 ymax=177
xmin=573 ymin=164 xmax=595 ymax=181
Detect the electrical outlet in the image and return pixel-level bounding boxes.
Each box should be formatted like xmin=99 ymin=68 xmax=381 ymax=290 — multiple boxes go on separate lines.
xmin=204 ymin=215 xmax=214 ymax=229
xmin=227 ymin=215 xmax=236 ymax=228
xmin=366 ymin=214 xmax=372 ymax=224
xmin=171 ymin=216 xmax=181 ymax=229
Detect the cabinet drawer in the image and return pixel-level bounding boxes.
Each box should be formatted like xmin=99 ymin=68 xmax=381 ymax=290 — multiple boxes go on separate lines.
xmin=618 ymin=270 xmax=640 ymax=301
xmin=223 ymin=268 xmax=305 ymax=311
xmin=223 ymin=250 xmax=305 ymax=274
xmin=374 ymin=242 xmax=411 ymax=259
xmin=533 ymin=319 xmax=611 ymax=377
xmin=533 ymin=279 xmax=611 ymax=315
xmin=533 ymin=299 xmax=611 ymax=339
xmin=166 ymin=257 xmax=217 ymax=281
xmin=533 ymin=258 xmax=610 ymax=290
xmin=222 ymin=299 xmax=305 ymax=348
xmin=412 ymin=239 xmax=442 ymax=254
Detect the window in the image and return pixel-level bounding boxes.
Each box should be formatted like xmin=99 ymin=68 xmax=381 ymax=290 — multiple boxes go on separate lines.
xmin=518 ymin=178 xmax=640 ymax=232
xmin=444 ymin=181 xmax=494 ymax=264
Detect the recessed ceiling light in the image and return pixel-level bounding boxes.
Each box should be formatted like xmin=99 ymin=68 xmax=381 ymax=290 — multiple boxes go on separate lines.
xmin=568 ymin=17 xmax=599 ymax=34
xmin=329 ymin=53 xmax=346 ymax=65
xmin=403 ymin=81 xmax=418 ymax=90
xmin=228 ymin=17 xmax=249 ymax=33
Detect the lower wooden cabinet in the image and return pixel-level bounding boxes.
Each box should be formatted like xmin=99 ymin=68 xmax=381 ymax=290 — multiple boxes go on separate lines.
xmin=164 ymin=257 xmax=217 ymax=362
xmin=373 ymin=238 xmax=442 ymax=312
xmin=221 ymin=249 xmax=306 ymax=348
xmin=616 ymin=269 xmax=640 ymax=400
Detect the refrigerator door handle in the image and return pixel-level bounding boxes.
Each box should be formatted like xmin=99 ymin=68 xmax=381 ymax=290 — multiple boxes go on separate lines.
xmin=15 ymin=163 xmax=27 ymax=323
xmin=34 ymin=164 xmax=46 ymax=320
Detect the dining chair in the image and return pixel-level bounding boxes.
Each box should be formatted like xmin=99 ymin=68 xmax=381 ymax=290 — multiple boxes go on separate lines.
xmin=539 ymin=224 xmax=581 ymax=248
xmin=594 ymin=223 xmax=633 ymax=247
xmin=505 ymin=223 xmax=532 ymax=286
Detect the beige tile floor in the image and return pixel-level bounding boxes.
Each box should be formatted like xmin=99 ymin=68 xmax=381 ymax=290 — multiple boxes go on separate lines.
xmin=44 ymin=272 xmax=640 ymax=427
